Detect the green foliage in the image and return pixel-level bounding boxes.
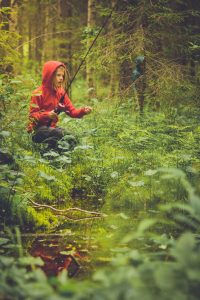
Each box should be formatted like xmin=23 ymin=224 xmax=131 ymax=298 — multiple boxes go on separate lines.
xmin=0 ymin=7 xmax=200 ymax=294
xmin=0 ymin=17 xmax=20 ymax=69
xmin=0 ymin=234 xmax=58 ymax=300
xmin=21 ymin=159 xmax=72 ymax=204
xmin=68 ymin=102 xmax=199 ymax=211
xmin=25 ymin=207 xmax=59 ymax=230
xmin=1 ymin=70 xmax=199 ymax=232
xmin=1 ymin=171 xmax=200 ymax=300
xmin=81 ymin=233 xmax=200 ymax=300
xmin=67 ymin=170 xmax=200 ymax=300
xmin=0 ymin=162 xmax=59 ymax=230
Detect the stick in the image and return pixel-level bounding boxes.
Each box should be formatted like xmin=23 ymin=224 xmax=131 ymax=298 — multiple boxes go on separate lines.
xmin=29 ymin=199 xmax=106 ymax=221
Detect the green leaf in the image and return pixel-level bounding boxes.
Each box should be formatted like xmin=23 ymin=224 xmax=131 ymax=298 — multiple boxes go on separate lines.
xmin=137 ymin=219 xmax=157 ymax=234
xmin=74 ymin=145 xmax=93 ymax=150
xmin=170 ymin=233 xmax=196 ymax=263
xmin=110 ymin=171 xmax=119 ymax=179
xmin=118 ymin=212 xmax=129 ymax=220
xmin=83 ymin=175 xmax=92 ymax=182
xmin=0 ymin=131 xmax=10 ymax=137
xmin=10 ymin=80 xmax=22 ymax=84
xmin=0 ymin=255 xmax=15 ymax=266
xmin=1 ymin=7 xmax=11 ymax=13
xmin=39 ymin=171 xmax=56 ymax=181
xmin=56 ymin=156 xmax=72 ymax=163
xmin=43 ymin=151 xmax=59 ymax=158
xmin=144 ymin=169 xmax=157 ymax=176
xmin=128 ymin=180 xmax=145 ymax=187
xmin=0 ymin=237 xmax=9 ymax=246
xmin=18 ymin=256 xmax=44 ymax=267
xmin=110 ymin=224 xmax=118 ymax=230
xmin=60 ymin=250 xmax=76 ymax=256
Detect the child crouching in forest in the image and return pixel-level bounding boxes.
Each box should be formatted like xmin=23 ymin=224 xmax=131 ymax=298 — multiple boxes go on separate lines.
xmin=28 ymin=61 xmax=92 ymax=151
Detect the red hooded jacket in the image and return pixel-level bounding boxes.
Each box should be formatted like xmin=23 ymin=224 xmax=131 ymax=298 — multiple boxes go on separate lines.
xmin=28 ymin=61 xmax=86 ymax=132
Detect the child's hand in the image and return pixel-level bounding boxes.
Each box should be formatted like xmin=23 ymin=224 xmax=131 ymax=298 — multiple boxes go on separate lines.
xmin=83 ymin=106 xmax=92 ymax=114
xmin=48 ymin=111 xmax=58 ymax=120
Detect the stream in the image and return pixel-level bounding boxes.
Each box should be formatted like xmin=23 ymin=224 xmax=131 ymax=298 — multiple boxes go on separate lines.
xmin=23 ymin=205 xmax=154 ymax=279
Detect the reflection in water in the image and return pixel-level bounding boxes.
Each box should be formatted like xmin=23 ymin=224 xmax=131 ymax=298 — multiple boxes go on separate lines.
xmin=30 ymin=236 xmax=81 ymax=277
xmin=27 ymin=208 xmax=147 ymax=278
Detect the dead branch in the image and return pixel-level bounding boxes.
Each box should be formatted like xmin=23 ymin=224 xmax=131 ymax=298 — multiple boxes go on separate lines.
xmin=29 ymin=199 xmax=106 ymax=222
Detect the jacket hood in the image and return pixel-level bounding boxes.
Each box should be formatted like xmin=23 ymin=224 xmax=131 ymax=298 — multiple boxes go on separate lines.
xmin=42 ymin=61 xmax=66 ymax=87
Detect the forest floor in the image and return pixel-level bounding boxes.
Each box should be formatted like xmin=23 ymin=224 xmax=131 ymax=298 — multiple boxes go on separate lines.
xmin=0 ymin=84 xmax=200 ymax=299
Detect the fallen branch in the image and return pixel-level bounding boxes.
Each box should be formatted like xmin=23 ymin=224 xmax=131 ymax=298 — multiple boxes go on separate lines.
xmin=29 ymin=199 xmax=106 ymax=221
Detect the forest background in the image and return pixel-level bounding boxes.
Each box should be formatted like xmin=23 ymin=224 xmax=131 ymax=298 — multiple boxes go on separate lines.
xmin=0 ymin=0 xmax=200 ymax=299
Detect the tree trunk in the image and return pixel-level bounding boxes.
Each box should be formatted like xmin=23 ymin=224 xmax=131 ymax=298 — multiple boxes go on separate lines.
xmin=0 ymin=0 xmax=11 ymax=30
xmin=49 ymin=1 xmax=58 ymax=61
xmin=28 ymin=14 xmax=33 ymax=60
xmin=41 ymin=2 xmax=49 ymax=64
xmin=17 ymin=0 xmax=24 ymax=60
xmin=109 ymin=0 xmax=118 ymax=98
xmin=86 ymin=0 xmax=96 ymax=98
xmin=60 ymin=0 xmax=73 ymax=92
xmin=35 ymin=0 xmax=43 ymax=64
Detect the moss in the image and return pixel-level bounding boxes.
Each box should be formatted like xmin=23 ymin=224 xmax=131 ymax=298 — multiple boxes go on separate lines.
xmin=20 ymin=161 xmax=72 ymax=204
xmin=26 ymin=207 xmax=58 ymax=230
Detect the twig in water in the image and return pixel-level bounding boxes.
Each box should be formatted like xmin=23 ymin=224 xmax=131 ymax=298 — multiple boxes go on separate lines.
xmin=29 ymin=199 xmax=106 ymax=222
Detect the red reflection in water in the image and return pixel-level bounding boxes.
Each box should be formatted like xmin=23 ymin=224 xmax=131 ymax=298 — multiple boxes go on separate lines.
xmin=30 ymin=238 xmax=80 ymax=277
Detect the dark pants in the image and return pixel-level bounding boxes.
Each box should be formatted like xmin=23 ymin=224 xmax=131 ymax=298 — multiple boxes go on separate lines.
xmin=32 ymin=126 xmax=77 ymax=151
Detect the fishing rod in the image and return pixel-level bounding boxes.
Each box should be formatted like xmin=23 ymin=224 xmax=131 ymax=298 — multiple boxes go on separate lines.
xmin=67 ymin=4 xmax=117 ymax=92
xmin=70 ymin=1 xmax=131 ymax=87
xmin=51 ymin=1 xmax=119 ymax=118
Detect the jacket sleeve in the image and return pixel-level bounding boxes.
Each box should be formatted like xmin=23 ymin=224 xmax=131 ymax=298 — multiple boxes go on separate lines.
xmin=29 ymin=95 xmax=51 ymax=123
xmin=63 ymin=94 xmax=86 ymax=118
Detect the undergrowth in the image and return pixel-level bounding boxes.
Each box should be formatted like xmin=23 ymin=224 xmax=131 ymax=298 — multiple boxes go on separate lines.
xmin=0 ymin=75 xmax=199 ymax=230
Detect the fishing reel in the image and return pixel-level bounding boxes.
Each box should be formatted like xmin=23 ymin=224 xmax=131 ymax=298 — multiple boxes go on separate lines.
xmin=54 ymin=103 xmax=66 ymax=114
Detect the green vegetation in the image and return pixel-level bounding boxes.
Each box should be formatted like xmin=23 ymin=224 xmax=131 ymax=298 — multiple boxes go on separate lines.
xmin=0 ymin=0 xmax=200 ymax=299
xmin=1 ymin=73 xmax=199 ymax=298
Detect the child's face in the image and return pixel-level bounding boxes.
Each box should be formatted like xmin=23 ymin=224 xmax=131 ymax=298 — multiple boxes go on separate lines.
xmin=54 ymin=67 xmax=65 ymax=88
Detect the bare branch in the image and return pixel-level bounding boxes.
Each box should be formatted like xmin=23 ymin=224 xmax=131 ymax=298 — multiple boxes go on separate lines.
xmin=29 ymin=199 xmax=106 ymax=222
